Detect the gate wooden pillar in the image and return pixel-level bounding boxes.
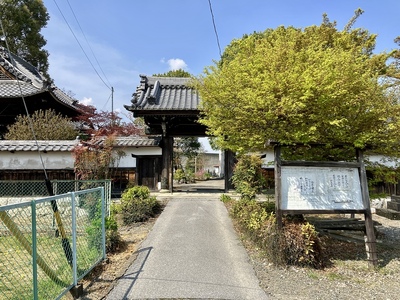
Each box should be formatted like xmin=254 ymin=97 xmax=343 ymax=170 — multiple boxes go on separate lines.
xmin=224 ymin=150 xmax=236 ymax=192
xmin=161 ymin=133 xmax=173 ymax=192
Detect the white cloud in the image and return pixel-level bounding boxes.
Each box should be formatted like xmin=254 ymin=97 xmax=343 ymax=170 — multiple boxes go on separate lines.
xmin=80 ymin=97 xmax=93 ymax=106
xmin=167 ymin=58 xmax=187 ymax=71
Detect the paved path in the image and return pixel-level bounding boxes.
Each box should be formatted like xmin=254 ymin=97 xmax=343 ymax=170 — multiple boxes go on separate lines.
xmin=106 ymin=192 xmax=268 ymax=300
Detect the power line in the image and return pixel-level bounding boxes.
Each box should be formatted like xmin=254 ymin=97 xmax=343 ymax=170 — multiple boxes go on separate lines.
xmin=65 ymin=0 xmax=112 ymax=88
xmin=207 ymin=0 xmax=222 ymax=58
xmin=101 ymin=91 xmax=113 ymax=111
xmin=52 ymin=0 xmax=111 ymax=91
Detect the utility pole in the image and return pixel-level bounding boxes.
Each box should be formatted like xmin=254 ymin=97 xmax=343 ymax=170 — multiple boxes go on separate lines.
xmin=111 ymin=86 xmax=114 ymax=126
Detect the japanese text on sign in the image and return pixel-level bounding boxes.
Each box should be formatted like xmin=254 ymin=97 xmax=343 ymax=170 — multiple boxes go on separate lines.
xmin=281 ymin=166 xmax=364 ymax=210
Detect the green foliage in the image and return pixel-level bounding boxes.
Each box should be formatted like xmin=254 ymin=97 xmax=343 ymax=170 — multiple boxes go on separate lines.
xmin=120 ymin=186 xmax=160 ymax=224
xmin=228 ymin=198 xmax=324 ymax=268
xmin=220 ymin=194 xmax=232 ymax=203
xmin=153 ymin=69 xmax=192 ymax=78
xmin=367 ymin=162 xmax=400 ymax=185
xmin=5 ymin=109 xmax=78 ymax=140
xmin=178 ymin=137 xmax=201 ymax=160
xmin=231 ymin=155 xmax=266 ymax=199
xmin=366 ymin=161 xmax=400 ymax=197
xmin=105 ymin=214 xmax=121 ymax=253
xmin=84 ymin=197 xmax=121 ymax=253
xmin=174 ymin=137 xmax=202 ymax=174
xmin=185 ymin=169 xmax=195 ymax=183
xmin=0 ymin=0 xmax=50 ymax=78
xmin=174 ymin=168 xmax=186 ymax=183
xmin=195 ymin=13 xmax=400 ymax=157
xmin=280 ymin=221 xmax=324 ymax=268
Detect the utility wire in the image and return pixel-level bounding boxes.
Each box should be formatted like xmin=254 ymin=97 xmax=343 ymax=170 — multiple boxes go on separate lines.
xmin=52 ymin=0 xmax=111 ymax=91
xmin=101 ymin=91 xmax=113 ymax=111
xmin=207 ymin=0 xmax=222 ymax=58
xmin=66 ymin=0 xmax=112 ymax=88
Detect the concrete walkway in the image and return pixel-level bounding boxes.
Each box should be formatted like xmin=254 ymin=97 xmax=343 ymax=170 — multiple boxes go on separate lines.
xmin=106 ymin=191 xmax=268 ymax=300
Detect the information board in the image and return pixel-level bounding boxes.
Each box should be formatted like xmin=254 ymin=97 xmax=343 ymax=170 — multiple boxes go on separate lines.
xmin=281 ymin=166 xmax=365 ymax=210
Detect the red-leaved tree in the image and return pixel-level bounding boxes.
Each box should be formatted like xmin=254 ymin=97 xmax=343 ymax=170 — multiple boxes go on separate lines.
xmin=76 ymin=105 xmax=143 ymax=137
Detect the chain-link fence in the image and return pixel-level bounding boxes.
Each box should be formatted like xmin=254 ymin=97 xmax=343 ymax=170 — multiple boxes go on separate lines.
xmin=0 ymin=180 xmax=111 ymax=215
xmin=0 ymin=187 xmax=106 ymax=300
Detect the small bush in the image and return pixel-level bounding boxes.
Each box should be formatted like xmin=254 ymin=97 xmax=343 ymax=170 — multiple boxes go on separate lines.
xmin=280 ymin=220 xmax=324 ymax=268
xmin=185 ymin=169 xmax=195 ymax=183
xmin=227 ymin=198 xmax=325 ymax=268
xmin=120 ymin=186 xmax=160 ymax=224
xmin=174 ymin=169 xmax=186 ymax=183
xmin=220 ymin=194 xmax=233 ymax=203
xmin=105 ymin=215 xmax=122 ymax=252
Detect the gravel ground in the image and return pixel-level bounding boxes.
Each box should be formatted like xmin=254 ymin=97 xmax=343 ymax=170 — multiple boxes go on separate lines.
xmin=243 ymin=213 xmax=400 ymax=300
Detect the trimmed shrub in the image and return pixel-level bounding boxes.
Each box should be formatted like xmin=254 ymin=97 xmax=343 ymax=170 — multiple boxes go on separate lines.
xmin=120 ymin=186 xmax=160 ymax=224
xmin=227 ymin=198 xmax=325 ymax=268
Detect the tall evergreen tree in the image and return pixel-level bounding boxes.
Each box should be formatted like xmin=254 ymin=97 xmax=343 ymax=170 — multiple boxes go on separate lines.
xmin=0 ymin=0 xmax=50 ymax=78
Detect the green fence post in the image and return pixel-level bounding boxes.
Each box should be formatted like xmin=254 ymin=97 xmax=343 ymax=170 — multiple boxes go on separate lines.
xmin=71 ymin=192 xmax=78 ymax=286
xmin=31 ymin=200 xmax=38 ymax=300
xmin=101 ymin=187 xmax=106 ymax=260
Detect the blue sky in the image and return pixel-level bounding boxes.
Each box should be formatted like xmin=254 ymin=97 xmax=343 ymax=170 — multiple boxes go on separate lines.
xmin=41 ymin=0 xmax=400 ymax=127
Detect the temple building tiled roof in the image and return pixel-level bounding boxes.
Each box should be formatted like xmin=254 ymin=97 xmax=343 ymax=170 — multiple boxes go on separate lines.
xmin=0 ymin=137 xmax=160 ymax=152
xmin=0 ymin=47 xmax=81 ymax=136
xmin=0 ymin=140 xmax=78 ymax=152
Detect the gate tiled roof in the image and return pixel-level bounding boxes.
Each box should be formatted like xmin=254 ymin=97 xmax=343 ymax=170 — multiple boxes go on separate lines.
xmin=125 ymin=75 xmax=200 ymax=114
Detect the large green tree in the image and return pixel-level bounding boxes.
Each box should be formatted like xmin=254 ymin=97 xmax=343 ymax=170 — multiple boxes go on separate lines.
xmin=195 ymin=11 xmax=400 ymax=157
xmin=0 ymin=0 xmax=50 ymax=78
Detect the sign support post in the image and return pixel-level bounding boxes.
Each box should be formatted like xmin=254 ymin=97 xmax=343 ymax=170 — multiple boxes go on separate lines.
xmin=357 ymin=150 xmax=378 ymax=267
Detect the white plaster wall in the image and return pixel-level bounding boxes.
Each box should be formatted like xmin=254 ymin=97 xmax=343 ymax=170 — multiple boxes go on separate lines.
xmin=0 ymin=146 xmax=162 ymax=170
xmin=366 ymin=154 xmax=399 ymax=168
xmin=0 ymin=152 xmax=74 ymax=170
xmin=262 ymin=149 xmax=275 ymax=168
xmin=115 ymin=147 xmax=161 ymax=168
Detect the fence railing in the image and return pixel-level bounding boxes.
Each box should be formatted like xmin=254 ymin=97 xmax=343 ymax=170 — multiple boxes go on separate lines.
xmin=0 ymin=187 xmax=106 ymax=300
xmin=0 ymin=180 xmax=111 ymax=215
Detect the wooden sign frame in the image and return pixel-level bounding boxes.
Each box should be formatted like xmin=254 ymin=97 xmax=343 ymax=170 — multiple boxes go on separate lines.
xmin=274 ymin=145 xmax=377 ymax=267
